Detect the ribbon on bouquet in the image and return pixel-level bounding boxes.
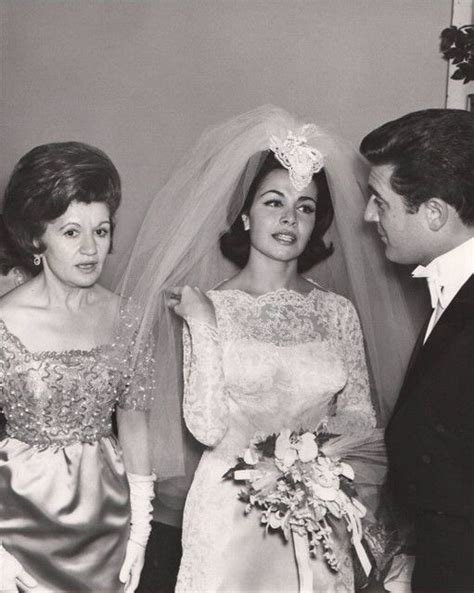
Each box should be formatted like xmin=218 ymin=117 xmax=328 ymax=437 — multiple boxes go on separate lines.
xmin=292 ymin=531 xmax=313 ymax=593
xmin=234 ymin=472 xmax=372 ymax=582
xmin=291 ymin=517 xmax=371 ymax=593
xmin=345 ymin=499 xmax=372 ymax=578
xmin=233 ymin=470 xmax=259 ymax=480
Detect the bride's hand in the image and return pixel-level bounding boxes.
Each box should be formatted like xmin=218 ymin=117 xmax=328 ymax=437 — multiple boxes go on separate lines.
xmin=166 ymin=286 xmax=216 ymax=327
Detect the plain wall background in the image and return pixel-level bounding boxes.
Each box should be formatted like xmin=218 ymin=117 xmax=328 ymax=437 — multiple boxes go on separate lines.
xmin=0 ymin=0 xmax=452 ymax=286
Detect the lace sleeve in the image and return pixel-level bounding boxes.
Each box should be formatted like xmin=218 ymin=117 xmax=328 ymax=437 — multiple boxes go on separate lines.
xmin=117 ymin=334 xmax=156 ymax=412
xmin=182 ymin=318 xmax=228 ymax=447
xmin=327 ymin=297 xmax=376 ymax=433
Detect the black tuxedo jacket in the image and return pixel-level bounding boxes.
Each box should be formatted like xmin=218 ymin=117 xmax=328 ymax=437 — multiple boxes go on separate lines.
xmin=385 ymin=274 xmax=474 ymax=519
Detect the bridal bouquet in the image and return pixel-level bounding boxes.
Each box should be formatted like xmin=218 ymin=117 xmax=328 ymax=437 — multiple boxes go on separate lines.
xmin=223 ymin=429 xmax=371 ymax=583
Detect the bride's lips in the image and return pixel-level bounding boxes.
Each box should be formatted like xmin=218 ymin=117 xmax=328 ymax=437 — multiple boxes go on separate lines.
xmin=272 ymin=232 xmax=297 ymax=245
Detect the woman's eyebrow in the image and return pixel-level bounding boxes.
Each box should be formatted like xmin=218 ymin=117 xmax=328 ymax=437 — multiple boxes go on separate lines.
xmin=297 ymin=196 xmax=317 ymax=204
xmin=58 ymin=221 xmax=81 ymax=230
xmin=260 ymin=189 xmax=284 ymax=197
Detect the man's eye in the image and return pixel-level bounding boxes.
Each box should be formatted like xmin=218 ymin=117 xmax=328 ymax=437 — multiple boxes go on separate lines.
xmin=371 ymin=196 xmax=384 ymax=209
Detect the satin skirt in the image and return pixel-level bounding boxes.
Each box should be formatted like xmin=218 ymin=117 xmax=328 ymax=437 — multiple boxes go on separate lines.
xmin=0 ymin=436 xmax=130 ymax=592
xmin=176 ymin=429 xmax=386 ymax=593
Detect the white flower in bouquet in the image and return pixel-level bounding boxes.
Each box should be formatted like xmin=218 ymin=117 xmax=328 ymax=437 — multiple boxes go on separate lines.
xmin=275 ymin=429 xmax=320 ymax=470
xmin=338 ymin=462 xmax=355 ymax=481
xmin=225 ymin=427 xmax=372 ymax=581
xmin=295 ymin=432 xmax=319 ymax=463
xmin=274 ymin=429 xmax=298 ymax=470
xmin=309 ymin=457 xmax=340 ymax=501
xmin=251 ymin=460 xmax=281 ymax=494
xmin=243 ymin=446 xmax=260 ymax=465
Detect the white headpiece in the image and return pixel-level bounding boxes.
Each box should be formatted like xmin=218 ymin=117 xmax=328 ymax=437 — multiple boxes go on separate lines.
xmin=269 ymin=125 xmax=324 ymax=191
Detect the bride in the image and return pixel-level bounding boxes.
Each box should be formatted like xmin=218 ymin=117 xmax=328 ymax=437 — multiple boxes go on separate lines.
xmin=118 ymin=107 xmax=420 ymax=592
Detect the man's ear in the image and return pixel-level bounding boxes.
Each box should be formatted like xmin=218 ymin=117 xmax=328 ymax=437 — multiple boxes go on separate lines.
xmin=423 ymin=198 xmax=449 ymax=231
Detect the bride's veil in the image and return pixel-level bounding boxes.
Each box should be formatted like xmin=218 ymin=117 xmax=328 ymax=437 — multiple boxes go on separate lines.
xmin=114 ymin=105 xmax=424 ymax=508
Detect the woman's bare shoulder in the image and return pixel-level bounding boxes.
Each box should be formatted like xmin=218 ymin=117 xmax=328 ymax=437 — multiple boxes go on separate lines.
xmin=0 ymin=279 xmax=36 ymax=317
xmin=95 ymin=284 xmax=120 ymax=306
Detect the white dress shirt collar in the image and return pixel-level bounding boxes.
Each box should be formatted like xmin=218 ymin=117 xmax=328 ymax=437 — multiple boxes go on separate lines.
xmin=413 ymin=237 xmax=474 ymax=310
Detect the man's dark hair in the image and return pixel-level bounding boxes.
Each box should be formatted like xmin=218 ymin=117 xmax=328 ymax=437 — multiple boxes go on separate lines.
xmin=360 ymin=109 xmax=474 ymax=224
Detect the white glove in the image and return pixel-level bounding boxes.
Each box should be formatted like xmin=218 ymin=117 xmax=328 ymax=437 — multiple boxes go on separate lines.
xmin=119 ymin=472 xmax=155 ymax=593
xmin=119 ymin=540 xmax=146 ymax=593
xmin=0 ymin=543 xmax=38 ymax=592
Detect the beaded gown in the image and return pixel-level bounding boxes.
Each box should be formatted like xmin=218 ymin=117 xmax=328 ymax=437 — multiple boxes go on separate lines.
xmin=0 ymin=305 xmax=153 ymax=593
xmin=176 ymin=286 xmax=386 ymax=593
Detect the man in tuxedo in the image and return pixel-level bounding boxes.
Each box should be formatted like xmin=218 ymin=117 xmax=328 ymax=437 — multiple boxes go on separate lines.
xmin=360 ymin=109 xmax=474 ymax=593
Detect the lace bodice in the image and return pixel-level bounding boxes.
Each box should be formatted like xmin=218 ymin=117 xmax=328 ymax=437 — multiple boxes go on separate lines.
xmin=0 ymin=305 xmax=154 ymax=449
xmin=183 ymin=287 xmax=376 ymax=457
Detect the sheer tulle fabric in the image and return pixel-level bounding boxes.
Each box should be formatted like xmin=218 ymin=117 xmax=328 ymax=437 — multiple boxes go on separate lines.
xmin=115 ymin=105 xmax=422 ymax=486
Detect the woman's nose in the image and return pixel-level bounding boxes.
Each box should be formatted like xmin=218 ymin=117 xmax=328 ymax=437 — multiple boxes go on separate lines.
xmin=280 ymin=209 xmax=296 ymax=226
xmin=80 ymin=233 xmax=98 ymax=254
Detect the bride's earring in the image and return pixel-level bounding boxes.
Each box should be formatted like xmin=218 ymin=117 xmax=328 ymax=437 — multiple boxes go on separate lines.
xmin=242 ymin=215 xmax=250 ymax=231
xmin=33 ymin=254 xmax=41 ymax=266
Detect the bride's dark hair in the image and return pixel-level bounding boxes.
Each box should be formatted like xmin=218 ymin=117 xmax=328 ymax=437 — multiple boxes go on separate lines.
xmin=219 ymin=152 xmax=334 ymax=272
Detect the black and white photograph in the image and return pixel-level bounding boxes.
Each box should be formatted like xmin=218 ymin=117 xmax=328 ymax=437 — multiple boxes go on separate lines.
xmin=0 ymin=1 xmax=473 ymax=592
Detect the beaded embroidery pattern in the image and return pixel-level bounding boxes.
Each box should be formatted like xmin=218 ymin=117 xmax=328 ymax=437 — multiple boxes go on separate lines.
xmin=0 ymin=302 xmax=154 ymax=450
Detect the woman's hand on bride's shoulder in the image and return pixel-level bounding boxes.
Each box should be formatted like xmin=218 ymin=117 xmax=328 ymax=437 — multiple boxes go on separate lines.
xmin=166 ymin=286 xmax=216 ymax=327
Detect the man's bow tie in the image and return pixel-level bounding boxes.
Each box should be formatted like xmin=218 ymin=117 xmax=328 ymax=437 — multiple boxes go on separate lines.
xmin=412 ymin=265 xmax=447 ymax=309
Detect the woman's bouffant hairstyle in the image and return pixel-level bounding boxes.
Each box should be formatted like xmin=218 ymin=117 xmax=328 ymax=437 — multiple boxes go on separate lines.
xmin=2 ymin=141 xmax=122 ymax=260
xmin=360 ymin=108 xmax=474 ymax=224
xmin=220 ymin=152 xmax=334 ymax=272
xmin=0 ymin=216 xmax=36 ymax=277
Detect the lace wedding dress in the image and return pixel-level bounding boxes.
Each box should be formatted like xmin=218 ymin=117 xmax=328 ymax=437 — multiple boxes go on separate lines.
xmin=176 ymin=285 xmax=385 ymax=593
xmin=0 ymin=304 xmax=153 ymax=592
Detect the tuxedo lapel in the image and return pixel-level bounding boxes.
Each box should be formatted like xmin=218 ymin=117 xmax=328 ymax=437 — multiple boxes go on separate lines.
xmin=392 ymin=314 xmax=431 ymax=415
xmin=405 ymin=315 xmax=431 ymax=380
xmin=391 ymin=274 xmax=474 ymax=417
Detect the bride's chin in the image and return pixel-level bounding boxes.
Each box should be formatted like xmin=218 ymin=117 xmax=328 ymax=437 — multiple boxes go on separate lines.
xmin=251 ymin=246 xmax=303 ymax=265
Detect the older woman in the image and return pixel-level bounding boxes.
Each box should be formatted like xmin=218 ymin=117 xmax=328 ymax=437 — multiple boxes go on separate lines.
xmin=0 ymin=142 xmax=155 ymax=593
